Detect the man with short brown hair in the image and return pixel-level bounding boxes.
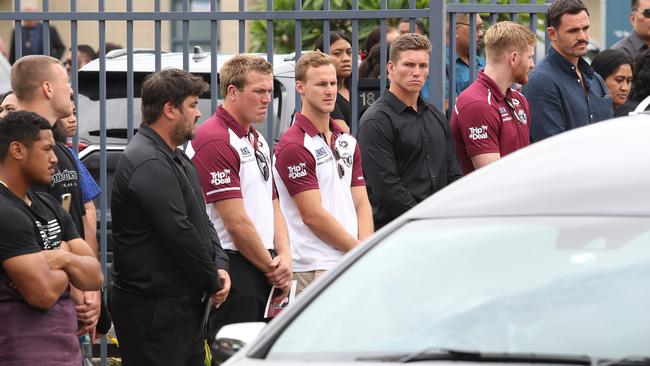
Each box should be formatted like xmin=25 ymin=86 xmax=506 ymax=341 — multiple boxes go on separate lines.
xmin=274 ymin=51 xmax=373 ymax=293
xmin=523 ymin=0 xmax=612 ymax=142
xmin=358 ymin=33 xmax=462 ymax=229
xmin=451 ymin=21 xmax=535 ymax=174
xmin=110 ymin=68 xmax=231 ymax=365
xmin=189 ymin=54 xmax=291 ymax=333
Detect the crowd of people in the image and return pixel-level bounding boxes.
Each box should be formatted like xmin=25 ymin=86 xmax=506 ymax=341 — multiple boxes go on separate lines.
xmin=1 ymin=0 xmax=650 ymax=365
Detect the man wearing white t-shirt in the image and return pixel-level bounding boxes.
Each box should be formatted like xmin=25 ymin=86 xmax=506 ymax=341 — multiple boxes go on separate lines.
xmin=274 ymin=51 xmax=374 ymax=293
xmin=190 ymin=55 xmax=291 ymax=333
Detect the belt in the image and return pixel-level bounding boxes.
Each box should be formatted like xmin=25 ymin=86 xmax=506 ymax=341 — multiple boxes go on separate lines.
xmin=225 ymin=249 xmax=276 ymax=257
xmin=112 ymin=282 xmax=205 ymax=304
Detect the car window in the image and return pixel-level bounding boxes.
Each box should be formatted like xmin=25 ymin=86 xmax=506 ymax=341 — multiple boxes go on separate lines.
xmin=267 ymin=217 xmax=650 ymax=361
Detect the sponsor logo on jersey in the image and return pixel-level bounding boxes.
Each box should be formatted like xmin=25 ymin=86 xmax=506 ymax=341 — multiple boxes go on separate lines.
xmin=468 ymin=125 xmax=489 ymax=140
xmin=287 ymin=162 xmax=308 ymax=179
xmin=240 ymin=147 xmax=252 ymax=156
xmin=210 ymin=169 xmax=232 ymax=186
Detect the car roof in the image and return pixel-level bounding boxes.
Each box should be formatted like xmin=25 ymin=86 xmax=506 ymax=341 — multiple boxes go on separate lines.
xmin=406 ymin=114 xmax=650 ymax=219
xmin=80 ymin=48 xmax=295 ymax=74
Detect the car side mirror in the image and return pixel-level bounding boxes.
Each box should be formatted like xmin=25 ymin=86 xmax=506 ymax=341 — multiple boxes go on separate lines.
xmin=214 ymin=322 xmax=266 ymax=363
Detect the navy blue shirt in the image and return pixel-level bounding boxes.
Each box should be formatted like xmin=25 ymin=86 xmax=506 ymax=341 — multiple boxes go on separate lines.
xmin=522 ymin=47 xmax=612 ymax=142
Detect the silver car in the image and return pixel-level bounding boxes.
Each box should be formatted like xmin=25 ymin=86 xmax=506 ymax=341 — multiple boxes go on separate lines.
xmin=220 ymin=114 xmax=650 ymax=365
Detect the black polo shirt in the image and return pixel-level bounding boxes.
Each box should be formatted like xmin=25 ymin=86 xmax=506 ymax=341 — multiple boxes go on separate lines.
xmin=357 ymin=90 xmax=462 ymax=228
xmin=111 ymin=126 xmax=228 ymax=298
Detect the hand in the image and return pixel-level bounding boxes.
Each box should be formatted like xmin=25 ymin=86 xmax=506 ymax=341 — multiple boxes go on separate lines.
xmin=265 ymin=254 xmax=292 ymax=289
xmin=76 ymin=291 xmax=101 ymax=335
xmin=271 ymin=284 xmax=291 ymax=306
xmin=211 ymin=269 xmax=231 ymax=308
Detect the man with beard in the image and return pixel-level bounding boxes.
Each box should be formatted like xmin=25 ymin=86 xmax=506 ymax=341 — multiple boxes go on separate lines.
xmin=522 ymin=0 xmax=612 ymax=142
xmin=450 ymin=21 xmax=535 ymax=174
xmin=110 ymin=68 xmax=231 ymax=365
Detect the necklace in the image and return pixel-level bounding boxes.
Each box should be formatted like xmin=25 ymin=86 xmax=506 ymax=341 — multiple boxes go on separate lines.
xmin=0 ymin=179 xmax=31 ymax=206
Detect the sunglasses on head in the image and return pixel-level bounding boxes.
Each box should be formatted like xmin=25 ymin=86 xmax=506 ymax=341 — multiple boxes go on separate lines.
xmin=635 ymin=8 xmax=650 ymax=18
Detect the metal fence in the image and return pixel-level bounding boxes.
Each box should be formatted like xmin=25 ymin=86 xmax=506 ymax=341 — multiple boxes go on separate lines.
xmin=0 ymin=0 xmax=551 ymax=364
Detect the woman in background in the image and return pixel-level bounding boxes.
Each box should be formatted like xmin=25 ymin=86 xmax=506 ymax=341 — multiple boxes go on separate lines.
xmin=591 ymin=49 xmax=633 ymax=114
xmin=613 ymin=49 xmax=650 ymax=117
xmin=315 ymin=31 xmax=354 ymax=132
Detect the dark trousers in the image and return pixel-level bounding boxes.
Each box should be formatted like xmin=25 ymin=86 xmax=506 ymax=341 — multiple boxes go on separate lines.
xmin=109 ymin=286 xmax=205 ymax=366
xmin=209 ymin=251 xmax=271 ymax=340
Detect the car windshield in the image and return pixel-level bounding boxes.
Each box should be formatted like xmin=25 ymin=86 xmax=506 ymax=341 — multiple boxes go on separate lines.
xmin=267 ymin=217 xmax=650 ymax=361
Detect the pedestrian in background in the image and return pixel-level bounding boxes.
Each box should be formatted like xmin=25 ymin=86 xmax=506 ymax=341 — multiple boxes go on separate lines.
xmin=614 ymin=48 xmax=650 ymax=116
xmin=451 ymin=21 xmax=535 ymax=174
xmin=315 ymin=32 xmax=354 ymax=133
xmin=591 ymin=49 xmax=633 ymax=113
xmin=110 ymin=68 xmax=230 ymax=366
xmin=274 ymin=51 xmax=373 ymax=294
xmin=612 ymin=0 xmax=650 ymax=60
xmin=0 ymin=91 xmax=18 ymax=118
xmin=358 ymin=33 xmax=462 ymax=229
xmin=9 ymin=6 xmax=65 ymax=64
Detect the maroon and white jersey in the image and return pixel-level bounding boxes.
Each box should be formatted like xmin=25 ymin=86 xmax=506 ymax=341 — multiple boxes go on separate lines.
xmin=450 ymin=70 xmax=531 ymax=175
xmin=189 ymin=106 xmax=274 ymax=251
xmin=273 ymin=113 xmax=365 ymax=272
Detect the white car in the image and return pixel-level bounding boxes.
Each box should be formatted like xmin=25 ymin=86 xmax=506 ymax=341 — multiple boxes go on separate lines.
xmin=0 ymin=53 xmax=11 ymax=94
xmin=218 ymin=113 xmax=650 ymax=365
xmin=76 ymin=48 xmax=297 ymax=145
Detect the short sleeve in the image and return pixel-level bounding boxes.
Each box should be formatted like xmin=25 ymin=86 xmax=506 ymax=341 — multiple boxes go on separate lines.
xmin=351 ymin=143 xmax=366 ymax=187
xmin=72 ymin=150 xmax=102 ymax=203
xmin=456 ymin=101 xmax=501 ymax=157
xmin=0 ymin=206 xmax=41 ymax=263
xmin=275 ymin=143 xmax=318 ymax=196
xmin=191 ymin=140 xmax=242 ymax=204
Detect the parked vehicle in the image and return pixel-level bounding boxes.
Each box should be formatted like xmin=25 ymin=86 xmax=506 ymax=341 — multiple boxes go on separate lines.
xmin=218 ymin=113 xmax=650 ymax=365
xmin=76 ymin=48 xmax=297 ymax=145
xmin=0 ymin=54 xmax=11 ymax=94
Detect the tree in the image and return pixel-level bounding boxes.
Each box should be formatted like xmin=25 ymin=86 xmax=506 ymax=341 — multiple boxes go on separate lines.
xmin=248 ymin=0 xmax=548 ymax=54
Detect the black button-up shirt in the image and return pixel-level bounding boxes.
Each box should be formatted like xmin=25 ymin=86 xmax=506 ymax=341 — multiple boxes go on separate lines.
xmin=111 ymin=126 xmax=228 ymax=298
xmin=358 ymin=90 xmax=462 ymax=228
xmin=522 ymin=46 xmax=613 ymax=142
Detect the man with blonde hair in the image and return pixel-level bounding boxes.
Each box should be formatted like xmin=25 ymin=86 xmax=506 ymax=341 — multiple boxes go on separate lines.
xmin=450 ymin=21 xmax=535 ymax=174
xmin=274 ymin=51 xmax=373 ymax=293
xmin=189 ymin=54 xmax=291 ymax=333
xmin=358 ymin=33 xmax=461 ymax=229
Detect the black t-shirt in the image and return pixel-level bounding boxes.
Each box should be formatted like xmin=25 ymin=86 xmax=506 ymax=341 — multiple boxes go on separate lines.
xmin=331 ymin=92 xmax=351 ymax=128
xmin=33 ymin=142 xmax=85 ymax=238
xmin=0 ymin=184 xmax=79 ymax=278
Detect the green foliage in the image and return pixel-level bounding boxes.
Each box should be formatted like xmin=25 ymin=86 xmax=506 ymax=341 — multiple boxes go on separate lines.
xmin=249 ymin=0 xmax=548 ymax=53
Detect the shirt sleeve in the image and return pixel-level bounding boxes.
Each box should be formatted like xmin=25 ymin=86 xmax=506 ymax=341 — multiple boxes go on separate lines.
xmin=0 ymin=206 xmax=42 ymax=263
xmin=71 ymin=150 xmax=102 ymax=203
xmin=522 ymin=73 xmax=566 ymax=142
xmin=275 ymin=143 xmax=318 ymax=196
xmin=456 ymin=100 xmax=502 ymax=157
xmin=351 ymin=143 xmax=366 ymax=187
xmin=191 ymin=140 xmax=242 ymax=204
xmin=128 ymin=159 xmax=222 ymax=294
